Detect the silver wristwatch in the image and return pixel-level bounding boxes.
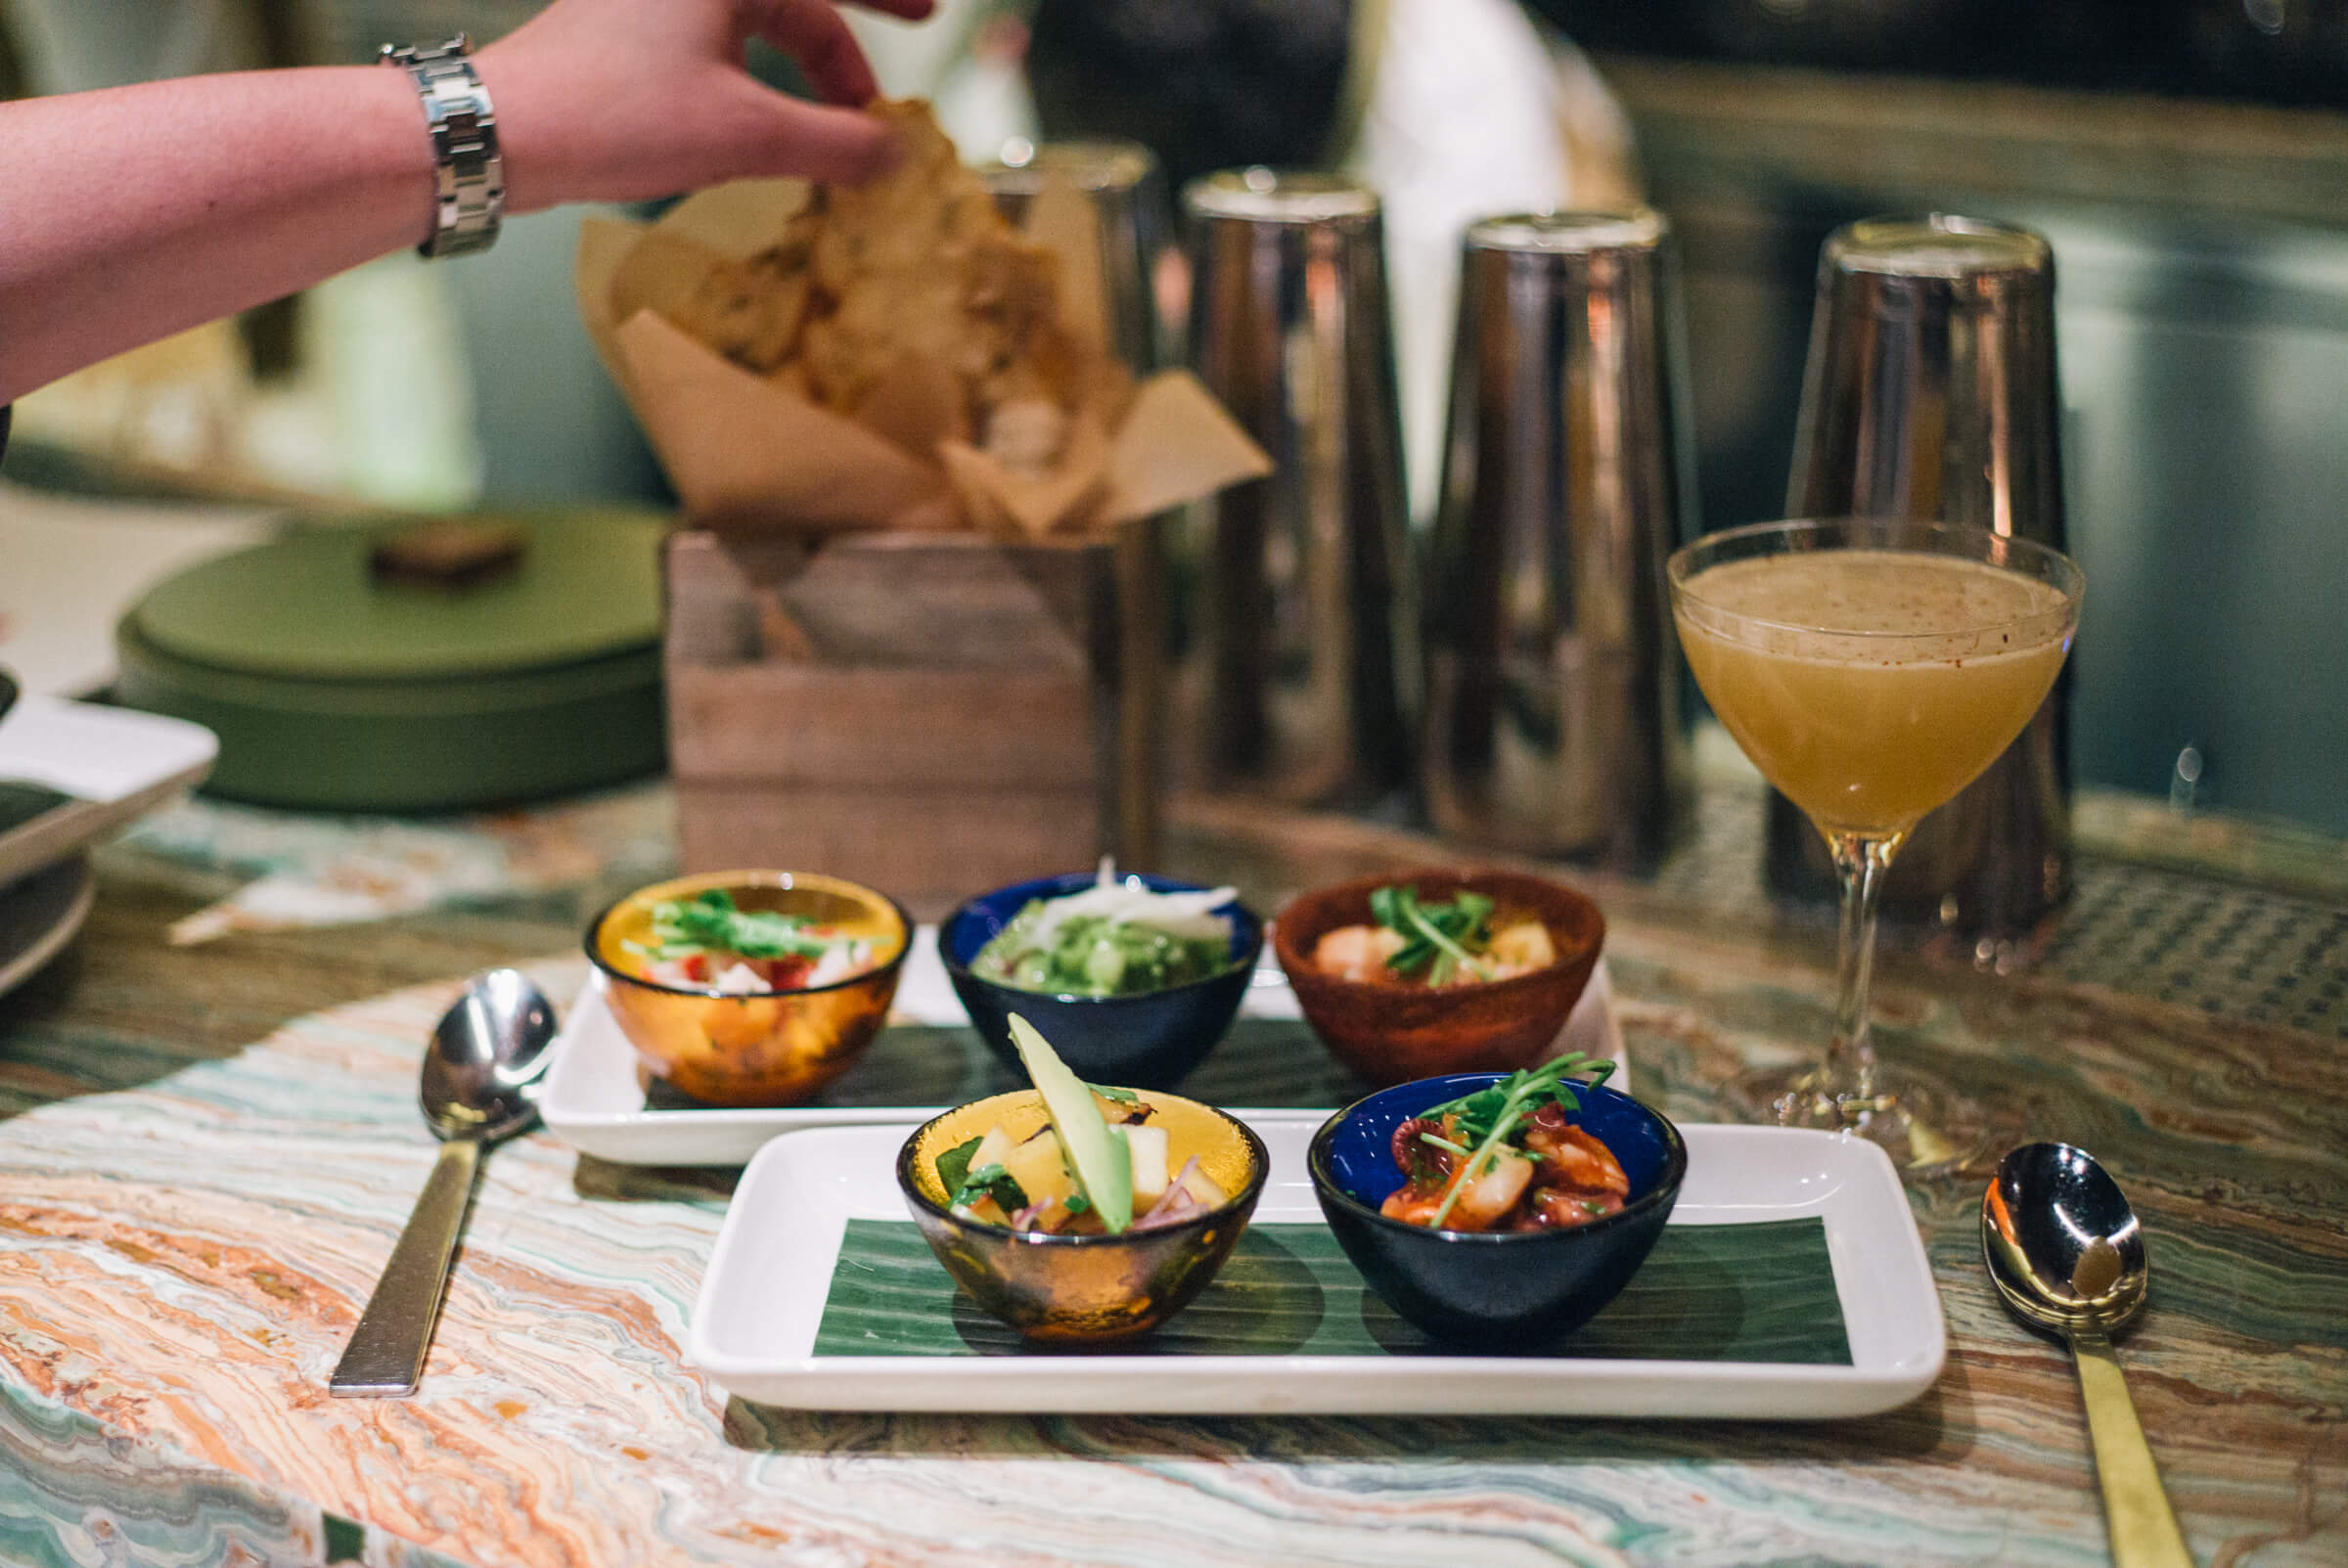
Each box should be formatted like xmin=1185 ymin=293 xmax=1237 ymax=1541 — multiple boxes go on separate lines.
xmin=381 ymin=34 xmax=503 ymax=259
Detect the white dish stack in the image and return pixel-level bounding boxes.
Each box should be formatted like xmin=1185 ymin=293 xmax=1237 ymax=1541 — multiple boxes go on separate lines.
xmin=0 ymin=688 xmax=216 ymax=997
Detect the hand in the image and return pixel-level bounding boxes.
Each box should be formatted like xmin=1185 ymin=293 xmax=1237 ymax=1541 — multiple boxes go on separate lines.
xmin=480 ymin=0 xmax=937 ymax=212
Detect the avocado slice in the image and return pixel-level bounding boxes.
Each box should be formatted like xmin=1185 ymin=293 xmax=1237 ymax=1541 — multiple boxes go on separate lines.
xmin=1008 ymin=1014 xmax=1134 ymax=1233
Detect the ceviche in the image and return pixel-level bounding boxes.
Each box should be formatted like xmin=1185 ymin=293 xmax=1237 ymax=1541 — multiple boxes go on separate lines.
xmin=1314 ymin=883 xmax=1558 ymax=986
xmin=624 ymin=888 xmax=880 ymax=994
xmin=1382 ymin=1053 xmax=1628 ymax=1232
xmin=937 ymin=1016 xmax=1233 ymax=1235
xmin=971 ymin=861 xmax=1239 ymax=998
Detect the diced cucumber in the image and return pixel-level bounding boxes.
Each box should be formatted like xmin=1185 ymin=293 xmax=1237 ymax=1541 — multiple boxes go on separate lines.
xmin=969 ymin=1127 xmax=1016 ymax=1174
xmin=1008 ymin=1014 xmax=1134 ymax=1233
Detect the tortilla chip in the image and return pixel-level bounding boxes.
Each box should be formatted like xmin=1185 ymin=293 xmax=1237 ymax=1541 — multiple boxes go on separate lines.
xmin=585 ymin=100 xmax=1273 ymax=533
xmin=656 ymin=101 xmax=1089 ymax=470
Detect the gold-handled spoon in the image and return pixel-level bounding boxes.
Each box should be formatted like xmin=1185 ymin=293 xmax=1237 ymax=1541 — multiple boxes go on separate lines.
xmin=1982 ymin=1142 xmax=2193 ymax=1568
xmin=330 ymin=969 xmax=557 ymax=1397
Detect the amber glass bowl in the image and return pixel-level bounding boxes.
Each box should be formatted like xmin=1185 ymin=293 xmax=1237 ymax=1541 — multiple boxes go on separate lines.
xmin=586 ymin=870 xmax=910 ymax=1106
xmin=896 ymin=1088 xmax=1267 ymax=1343
xmin=1273 ymin=869 xmax=1604 ymax=1087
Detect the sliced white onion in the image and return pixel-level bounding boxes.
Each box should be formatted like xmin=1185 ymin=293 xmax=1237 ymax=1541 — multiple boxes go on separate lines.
xmin=805 ymin=939 xmax=871 ymax=989
xmin=713 ymin=962 xmax=769 ymax=995
xmin=1021 ymin=860 xmax=1238 ymax=949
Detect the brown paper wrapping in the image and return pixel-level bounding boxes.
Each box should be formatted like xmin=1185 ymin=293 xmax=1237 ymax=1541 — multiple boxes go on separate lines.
xmin=577 ymin=177 xmax=1270 ymax=537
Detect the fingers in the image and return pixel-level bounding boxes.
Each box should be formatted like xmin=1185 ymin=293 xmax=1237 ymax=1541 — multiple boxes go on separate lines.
xmin=748 ymin=94 xmax=901 ymax=184
xmin=751 ymin=0 xmax=880 ymax=106
xmin=848 ymin=0 xmax=935 ymax=19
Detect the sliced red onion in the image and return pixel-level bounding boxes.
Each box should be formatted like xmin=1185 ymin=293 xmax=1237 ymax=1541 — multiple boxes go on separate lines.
xmin=1132 ymin=1159 xmax=1208 ymax=1231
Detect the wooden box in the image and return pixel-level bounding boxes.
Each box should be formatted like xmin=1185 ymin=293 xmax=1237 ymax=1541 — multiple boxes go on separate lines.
xmin=665 ymin=528 xmax=1163 ymax=919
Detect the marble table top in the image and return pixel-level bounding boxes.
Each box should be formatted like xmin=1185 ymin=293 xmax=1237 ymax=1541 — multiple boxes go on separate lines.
xmin=0 ymin=787 xmax=2341 ymax=1567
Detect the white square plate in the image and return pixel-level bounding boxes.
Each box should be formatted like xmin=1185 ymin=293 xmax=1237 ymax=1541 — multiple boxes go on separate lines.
xmin=689 ymin=1119 xmax=1944 ymax=1417
xmin=539 ymin=933 xmax=1625 ymax=1167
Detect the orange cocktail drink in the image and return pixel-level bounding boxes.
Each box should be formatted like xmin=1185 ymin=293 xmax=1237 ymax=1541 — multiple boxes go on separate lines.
xmin=1668 ymin=520 xmax=2082 ymax=1172
xmin=1676 ymin=551 xmax=2073 ymax=834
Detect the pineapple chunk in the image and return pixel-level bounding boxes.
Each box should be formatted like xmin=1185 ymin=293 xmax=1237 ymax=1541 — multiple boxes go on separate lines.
xmin=968 ymin=1126 xmax=1016 ymax=1175
xmin=1118 ymin=1123 xmax=1171 ymax=1203
xmin=999 ymin=1128 xmax=1075 ymax=1209
xmin=1177 ymin=1163 xmax=1227 ymax=1209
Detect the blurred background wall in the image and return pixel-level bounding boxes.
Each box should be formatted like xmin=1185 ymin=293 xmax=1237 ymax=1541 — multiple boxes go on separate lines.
xmin=3 ymin=0 xmax=2343 ymax=831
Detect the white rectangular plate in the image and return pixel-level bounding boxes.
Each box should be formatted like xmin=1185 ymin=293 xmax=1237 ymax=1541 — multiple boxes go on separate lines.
xmin=540 ymin=933 xmax=1625 ymax=1167
xmin=690 ymin=1120 xmax=1944 ymax=1417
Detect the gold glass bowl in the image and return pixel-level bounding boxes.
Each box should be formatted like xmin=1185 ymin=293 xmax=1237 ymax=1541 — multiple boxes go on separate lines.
xmin=896 ymin=1089 xmax=1268 ymax=1343
xmin=586 ymin=870 xmax=910 ymax=1106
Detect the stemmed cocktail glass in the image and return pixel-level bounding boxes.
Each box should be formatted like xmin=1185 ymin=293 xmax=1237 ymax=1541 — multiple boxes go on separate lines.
xmin=1667 ymin=518 xmax=2083 ymax=1174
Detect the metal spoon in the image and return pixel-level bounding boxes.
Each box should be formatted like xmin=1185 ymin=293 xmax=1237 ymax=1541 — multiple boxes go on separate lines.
xmin=1982 ymin=1142 xmax=2193 ymax=1568
xmin=330 ymin=969 xmax=558 ymax=1397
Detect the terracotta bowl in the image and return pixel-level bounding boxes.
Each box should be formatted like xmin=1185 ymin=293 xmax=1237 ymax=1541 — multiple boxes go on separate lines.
xmin=1272 ymin=869 xmax=1604 ymax=1088
xmin=586 ymin=870 xmax=910 ymax=1106
xmin=896 ymin=1088 xmax=1267 ymax=1343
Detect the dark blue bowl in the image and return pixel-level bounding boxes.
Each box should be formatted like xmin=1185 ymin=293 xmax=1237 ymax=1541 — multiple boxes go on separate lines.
xmin=1309 ymin=1072 xmax=1687 ymax=1350
xmin=939 ymin=873 xmax=1264 ymax=1091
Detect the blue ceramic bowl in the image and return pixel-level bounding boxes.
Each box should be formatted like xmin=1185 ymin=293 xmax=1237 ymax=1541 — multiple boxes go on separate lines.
xmin=939 ymin=873 xmax=1264 ymax=1091
xmin=1310 ymin=1072 xmax=1687 ymax=1350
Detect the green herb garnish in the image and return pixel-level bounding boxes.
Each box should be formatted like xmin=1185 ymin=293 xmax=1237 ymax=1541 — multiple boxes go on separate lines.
xmin=628 ymin=889 xmax=830 ymax=962
xmin=1368 ymin=884 xmax=1499 ymax=984
xmin=936 ymin=1135 xmax=1031 ymax=1214
xmin=1088 ymin=1083 xmax=1139 ymax=1105
xmin=935 ymin=1135 xmax=984 ymax=1196
xmin=1419 ymin=1052 xmax=1615 ymax=1228
xmin=1063 ymin=1193 xmax=1092 ymax=1216
xmin=948 ymin=1161 xmax=1028 ymax=1215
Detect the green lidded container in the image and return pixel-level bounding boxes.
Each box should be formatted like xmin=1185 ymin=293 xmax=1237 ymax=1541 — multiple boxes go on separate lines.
xmin=114 ymin=510 xmax=670 ymax=813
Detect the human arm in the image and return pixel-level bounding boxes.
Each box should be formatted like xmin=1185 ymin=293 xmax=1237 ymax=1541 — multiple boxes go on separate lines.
xmin=0 ymin=0 xmax=933 ymax=406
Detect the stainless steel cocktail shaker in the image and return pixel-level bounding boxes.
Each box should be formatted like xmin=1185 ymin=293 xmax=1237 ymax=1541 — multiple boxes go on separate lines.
xmin=983 ymin=142 xmax=1177 ymax=869
xmin=1422 ymin=211 xmax=1694 ymax=865
xmin=1773 ymin=214 xmax=2071 ymax=948
xmin=983 ymin=140 xmax=1170 ymax=372
xmin=1179 ymin=169 xmax=1414 ymax=807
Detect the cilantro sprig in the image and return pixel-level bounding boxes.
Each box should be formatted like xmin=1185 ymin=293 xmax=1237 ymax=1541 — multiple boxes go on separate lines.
xmin=1368 ymin=885 xmax=1499 ymax=984
xmin=628 ymin=888 xmax=831 ymax=962
xmin=1418 ymin=1052 xmax=1614 ymax=1228
xmin=936 ymin=1136 xmax=1029 ymax=1215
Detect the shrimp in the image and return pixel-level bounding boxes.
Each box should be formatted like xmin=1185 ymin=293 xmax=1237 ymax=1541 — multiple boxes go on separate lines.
xmin=1313 ymin=922 xmax=1407 ymax=982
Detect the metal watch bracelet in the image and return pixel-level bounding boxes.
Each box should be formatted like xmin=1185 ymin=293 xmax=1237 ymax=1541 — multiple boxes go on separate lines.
xmin=381 ymin=34 xmax=503 ymax=260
